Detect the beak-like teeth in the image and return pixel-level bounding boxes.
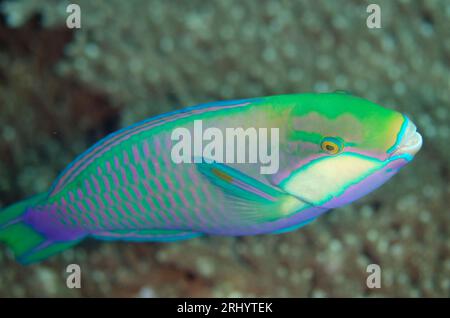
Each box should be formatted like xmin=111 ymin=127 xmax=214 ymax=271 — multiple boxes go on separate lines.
xmin=392 ymin=120 xmax=423 ymax=157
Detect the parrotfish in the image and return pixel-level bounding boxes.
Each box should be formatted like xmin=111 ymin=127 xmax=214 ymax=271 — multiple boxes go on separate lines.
xmin=0 ymin=93 xmax=422 ymax=264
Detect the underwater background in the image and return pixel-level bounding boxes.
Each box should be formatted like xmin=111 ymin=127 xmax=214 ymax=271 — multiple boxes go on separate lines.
xmin=0 ymin=0 xmax=448 ymax=297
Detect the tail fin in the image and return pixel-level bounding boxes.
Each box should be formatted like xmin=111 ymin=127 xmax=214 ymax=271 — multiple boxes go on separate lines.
xmin=0 ymin=193 xmax=81 ymax=264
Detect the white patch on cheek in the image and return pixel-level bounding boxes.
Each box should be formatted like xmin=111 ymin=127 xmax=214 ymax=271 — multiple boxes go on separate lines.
xmin=280 ymin=154 xmax=382 ymax=205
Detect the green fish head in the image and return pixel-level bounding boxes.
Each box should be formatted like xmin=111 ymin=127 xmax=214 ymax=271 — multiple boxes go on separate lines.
xmin=273 ymin=93 xmax=422 ymax=208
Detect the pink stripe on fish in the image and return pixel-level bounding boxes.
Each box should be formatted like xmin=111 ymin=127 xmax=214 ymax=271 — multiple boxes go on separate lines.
xmin=177 ymin=191 xmax=189 ymax=207
xmin=132 ymin=145 xmax=140 ymax=163
xmin=135 ymin=201 xmax=157 ymax=226
xmin=67 ymin=204 xmax=81 ymax=222
xmin=77 ymin=188 xmax=84 ymax=200
xmin=152 ymin=158 xmax=161 ymax=175
xmin=193 ymin=206 xmax=208 ymax=227
xmin=91 ymin=174 xmax=102 ymax=193
xmin=164 ymin=174 xmax=175 ymax=191
xmin=94 ymin=194 xmax=106 ymax=210
xmin=197 ymin=184 xmax=222 ymax=224
xmin=129 ymin=164 xmax=139 ymax=184
xmin=91 ymin=199 xmax=111 ymax=227
xmin=142 ymin=162 xmax=151 ymax=180
xmin=104 ymin=206 xmax=119 ymax=225
xmin=166 ymin=192 xmax=177 ymax=208
xmin=154 ymin=195 xmax=168 ymax=210
xmin=176 ymin=205 xmax=195 ymax=228
xmin=158 ymin=203 xmax=179 ymax=225
xmin=124 ymin=202 xmax=140 ymax=221
xmin=173 ymin=172 xmax=185 ymax=189
xmin=102 ymin=175 xmax=111 ymax=193
xmin=123 ymin=150 xmax=130 ymax=165
xmin=116 ymin=204 xmax=137 ymax=227
xmin=85 ymin=198 xmax=95 ymax=212
xmin=143 ymin=141 xmax=150 ymax=158
xmin=143 ymin=181 xmax=155 ymax=196
xmin=162 ymin=149 xmax=172 ymax=168
xmin=132 ymin=185 xmax=143 ymax=200
xmin=84 ymin=179 xmax=93 ymax=196
xmin=104 ymin=192 xmax=114 ymax=206
xmin=144 ymin=196 xmax=157 ymax=211
xmin=154 ymin=138 xmax=161 ymax=156
xmin=76 ymin=202 xmax=95 ymax=225
xmin=187 ymin=168 xmax=200 ymax=186
xmin=153 ymin=178 xmax=164 ymax=193
xmin=106 ymin=161 xmax=112 ymax=173
xmin=122 ymin=188 xmax=134 ymax=202
xmin=112 ymin=191 xmax=122 ymax=206
xmin=111 ymin=172 xmax=120 ymax=189
xmin=114 ymin=156 xmax=120 ymax=170
xmin=189 ymin=187 xmax=202 ymax=206
xmin=120 ymin=168 xmax=129 ymax=186
xmin=200 ymin=183 xmax=213 ymax=204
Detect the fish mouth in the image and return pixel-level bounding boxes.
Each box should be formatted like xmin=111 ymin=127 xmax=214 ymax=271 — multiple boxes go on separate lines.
xmin=390 ymin=119 xmax=423 ymax=159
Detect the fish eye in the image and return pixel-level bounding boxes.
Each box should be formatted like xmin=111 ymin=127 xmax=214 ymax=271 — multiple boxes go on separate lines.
xmin=321 ymin=137 xmax=344 ymax=155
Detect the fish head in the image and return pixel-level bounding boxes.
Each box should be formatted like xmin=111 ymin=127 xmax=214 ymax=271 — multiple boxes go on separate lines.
xmin=274 ymin=93 xmax=422 ymax=209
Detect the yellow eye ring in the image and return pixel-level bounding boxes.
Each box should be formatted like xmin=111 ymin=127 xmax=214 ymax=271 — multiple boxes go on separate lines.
xmin=321 ymin=137 xmax=344 ymax=155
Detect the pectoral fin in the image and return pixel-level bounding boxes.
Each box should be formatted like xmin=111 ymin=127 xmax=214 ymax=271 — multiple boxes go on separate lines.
xmin=197 ymin=161 xmax=286 ymax=203
xmin=196 ymin=161 xmax=301 ymax=224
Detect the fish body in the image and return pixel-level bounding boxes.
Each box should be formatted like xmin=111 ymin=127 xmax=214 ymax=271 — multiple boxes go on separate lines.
xmin=0 ymin=93 xmax=422 ymax=263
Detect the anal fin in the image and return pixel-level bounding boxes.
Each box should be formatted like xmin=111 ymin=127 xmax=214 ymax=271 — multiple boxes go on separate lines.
xmin=92 ymin=229 xmax=202 ymax=242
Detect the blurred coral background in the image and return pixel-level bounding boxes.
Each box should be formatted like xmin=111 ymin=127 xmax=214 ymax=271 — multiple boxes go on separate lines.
xmin=0 ymin=0 xmax=449 ymax=297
